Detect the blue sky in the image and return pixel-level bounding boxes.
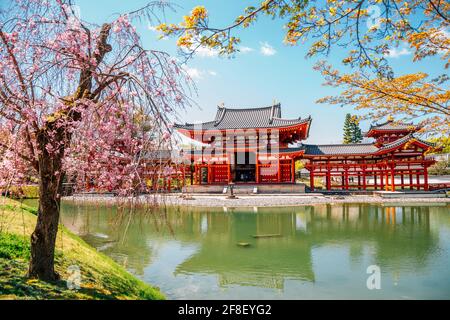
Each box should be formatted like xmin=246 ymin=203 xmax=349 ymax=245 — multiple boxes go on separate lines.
xmin=72 ymin=0 xmax=445 ymax=143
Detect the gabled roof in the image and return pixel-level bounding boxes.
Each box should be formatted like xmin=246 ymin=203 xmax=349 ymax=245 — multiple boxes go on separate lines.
xmin=365 ymin=120 xmax=419 ymax=136
xmin=378 ymin=133 xmax=435 ymax=151
xmin=300 ymin=143 xmax=378 ymax=156
xmin=174 ymin=104 xmax=312 ymax=130
xmin=301 ymin=134 xmax=434 ymax=157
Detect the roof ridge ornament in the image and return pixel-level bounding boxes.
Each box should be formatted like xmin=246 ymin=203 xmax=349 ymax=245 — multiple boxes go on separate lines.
xmin=214 ymin=103 xmax=226 ymax=126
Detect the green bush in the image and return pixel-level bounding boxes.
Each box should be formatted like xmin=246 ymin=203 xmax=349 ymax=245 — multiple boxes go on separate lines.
xmin=0 ymin=233 xmax=30 ymax=260
xmin=2 ymin=185 xmax=39 ymax=199
xmin=428 ymin=160 xmax=450 ymax=175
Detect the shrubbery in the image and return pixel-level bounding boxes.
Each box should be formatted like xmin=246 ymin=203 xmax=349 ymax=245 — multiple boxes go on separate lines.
xmin=1 ymin=185 xmax=39 ymax=199
xmin=429 ymin=160 xmax=450 ymax=175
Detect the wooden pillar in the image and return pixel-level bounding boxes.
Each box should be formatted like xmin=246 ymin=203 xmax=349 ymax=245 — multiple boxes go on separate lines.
xmin=291 ymin=158 xmax=296 ymax=184
xmin=310 ymin=167 xmax=315 ymax=191
xmin=424 ymin=165 xmax=429 ymax=191
xmin=390 ymin=163 xmax=395 ymax=191
xmin=326 ymin=169 xmax=331 ymax=191
xmin=207 ymin=165 xmax=211 ymax=184
xmin=278 ymin=156 xmax=281 ymax=183
xmin=380 ymin=167 xmax=384 ymax=189
xmin=400 ymin=173 xmax=404 ymax=190
xmin=362 ymin=166 xmax=367 ymax=190
xmin=256 ymin=154 xmax=260 ymax=183
xmin=344 ymin=169 xmax=349 ymax=190
xmin=374 ymin=171 xmax=377 ymax=190
xmin=416 ymin=173 xmax=420 ymax=190
xmin=409 ymin=172 xmax=413 ymax=190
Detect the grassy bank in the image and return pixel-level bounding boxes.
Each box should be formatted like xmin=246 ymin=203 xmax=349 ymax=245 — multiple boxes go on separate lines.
xmin=0 ymin=197 xmax=165 ymax=300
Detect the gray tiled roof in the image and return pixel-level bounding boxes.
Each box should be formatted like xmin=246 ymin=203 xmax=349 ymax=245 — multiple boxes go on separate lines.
xmin=184 ymin=147 xmax=305 ymax=155
xmin=368 ymin=120 xmax=416 ymax=131
xmin=174 ymin=104 xmax=311 ymax=130
xmin=301 ymin=133 xmax=434 ymax=156
xmin=301 ymin=143 xmax=378 ymax=156
xmin=379 ymin=134 xmax=435 ymax=151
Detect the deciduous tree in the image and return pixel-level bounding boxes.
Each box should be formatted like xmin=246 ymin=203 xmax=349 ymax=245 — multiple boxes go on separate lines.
xmin=157 ymin=0 xmax=449 ymax=137
xmin=0 ymin=0 xmax=192 ymax=280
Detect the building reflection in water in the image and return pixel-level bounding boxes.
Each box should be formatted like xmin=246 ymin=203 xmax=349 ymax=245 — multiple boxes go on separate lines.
xmin=60 ymin=202 xmax=445 ymax=292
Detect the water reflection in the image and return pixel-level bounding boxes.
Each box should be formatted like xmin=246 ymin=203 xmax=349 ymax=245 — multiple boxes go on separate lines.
xmin=60 ymin=202 xmax=450 ymax=299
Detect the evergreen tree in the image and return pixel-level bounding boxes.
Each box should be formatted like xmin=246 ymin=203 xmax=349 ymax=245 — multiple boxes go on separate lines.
xmin=343 ymin=114 xmax=354 ymax=144
xmin=352 ymin=117 xmax=363 ymax=143
xmin=343 ymin=114 xmax=363 ymax=144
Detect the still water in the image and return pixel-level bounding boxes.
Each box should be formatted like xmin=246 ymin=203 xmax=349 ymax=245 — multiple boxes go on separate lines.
xmin=59 ymin=202 xmax=450 ymax=299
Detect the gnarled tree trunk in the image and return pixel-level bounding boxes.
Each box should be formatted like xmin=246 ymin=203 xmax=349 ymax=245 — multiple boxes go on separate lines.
xmin=28 ymin=131 xmax=65 ymax=281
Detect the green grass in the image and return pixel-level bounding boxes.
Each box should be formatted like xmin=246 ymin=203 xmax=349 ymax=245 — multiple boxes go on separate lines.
xmin=0 ymin=197 xmax=165 ymax=300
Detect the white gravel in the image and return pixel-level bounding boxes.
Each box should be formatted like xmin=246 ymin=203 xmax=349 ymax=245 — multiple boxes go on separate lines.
xmin=64 ymin=193 xmax=450 ymax=208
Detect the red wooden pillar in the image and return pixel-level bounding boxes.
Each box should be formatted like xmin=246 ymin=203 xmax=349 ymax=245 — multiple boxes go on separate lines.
xmin=374 ymin=171 xmax=378 ymax=190
xmin=416 ymin=172 xmax=420 ymax=190
xmin=390 ymin=163 xmax=395 ymax=191
xmin=424 ymin=165 xmax=429 ymax=191
xmin=256 ymin=154 xmax=260 ymax=183
xmin=291 ymin=158 xmax=296 ymax=184
xmin=380 ymin=167 xmax=384 ymax=190
xmin=207 ymin=164 xmax=211 ymax=184
xmin=326 ymin=170 xmax=331 ymax=190
xmin=309 ymin=166 xmax=315 ymax=191
xmin=344 ymin=168 xmax=349 ymax=190
xmin=362 ymin=166 xmax=367 ymax=190
xmin=400 ymin=173 xmax=404 ymax=190
xmin=277 ymin=156 xmax=281 ymax=183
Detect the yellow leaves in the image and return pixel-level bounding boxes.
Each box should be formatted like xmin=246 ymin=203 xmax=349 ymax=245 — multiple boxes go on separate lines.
xmin=191 ymin=6 xmax=208 ymax=20
xmin=329 ymin=7 xmax=337 ymax=16
xmin=176 ymin=34 xmax=193 ymax=48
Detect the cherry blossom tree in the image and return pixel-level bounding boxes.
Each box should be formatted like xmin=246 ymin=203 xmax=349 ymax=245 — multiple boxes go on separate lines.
xmin=0 ymin=0 xmax=193 ymax=281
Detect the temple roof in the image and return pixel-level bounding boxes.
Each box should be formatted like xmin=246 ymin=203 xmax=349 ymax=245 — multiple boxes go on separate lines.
xmin=174 ymin=104 xmax=312 ymax=130
xmin=378 ymin=133 xmax=434 ymax=151
xmin=301 ymin=143 xmax=378 ymax=156
xmin=301 ymin=134 xmax=434 ymax=156
xmin=365 ymin=120 xmax=419 ymax=136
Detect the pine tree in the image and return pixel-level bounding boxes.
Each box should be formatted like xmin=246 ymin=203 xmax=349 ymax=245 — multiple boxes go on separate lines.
xmin=352 ymin=116 xmax=363 ymax=143
xmin=343 ymin=113 xmax=354 ymax=144
xmin=343 ymin=114 xmax=363 ymax=144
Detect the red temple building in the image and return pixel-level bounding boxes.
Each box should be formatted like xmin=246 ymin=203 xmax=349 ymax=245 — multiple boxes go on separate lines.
xmin=174 ymin=104 xmax=311 ymax=185
xmin=174 ymin=104 xmax=437 ymax=192
xmin=301 ymin=120 xmax=436 ymax=191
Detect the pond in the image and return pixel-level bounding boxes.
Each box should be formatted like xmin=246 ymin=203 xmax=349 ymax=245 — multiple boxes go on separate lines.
xmin=58 ymin=201 xmax=450 ymax=299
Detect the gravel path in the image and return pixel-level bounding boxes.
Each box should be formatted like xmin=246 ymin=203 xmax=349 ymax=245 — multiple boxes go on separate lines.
xmin=65 ymin=193 xmax=450 ymax=208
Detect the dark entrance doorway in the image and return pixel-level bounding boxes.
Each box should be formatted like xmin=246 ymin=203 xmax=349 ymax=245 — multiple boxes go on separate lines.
xmin=234 ymin=152 xmax=256 ymax=183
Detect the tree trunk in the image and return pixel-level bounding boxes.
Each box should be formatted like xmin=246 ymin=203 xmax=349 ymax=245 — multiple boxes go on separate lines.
xmin=28 ymin=133 xmax=64 ymax=281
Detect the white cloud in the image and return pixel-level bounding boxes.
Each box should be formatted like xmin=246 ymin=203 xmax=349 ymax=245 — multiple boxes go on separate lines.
xmin=239 ymin=46 xmax=254 ymax=54
xmin=196 ymin=46 xmax=219 ymax=57
xmin=185 ymin=67 xmax=203 ymax=80
xmin=384 ymin=47 xmax=411 ymax=58
xmin=260 ymin=42 xmax=277 ymax=56
xmin=183 ymin=67 xmax=218 ymax=80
